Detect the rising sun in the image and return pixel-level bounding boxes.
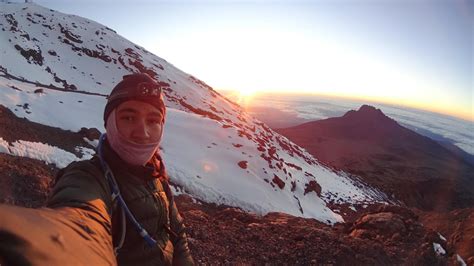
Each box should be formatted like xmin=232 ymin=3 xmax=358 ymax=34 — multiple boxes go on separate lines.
xmin=220 ymin=88 xmax=258 ymax=109
xmin=235 ymin=87 xmax=258 ymax=108
xmin=239 ymin=87 xmax=257 ymax=97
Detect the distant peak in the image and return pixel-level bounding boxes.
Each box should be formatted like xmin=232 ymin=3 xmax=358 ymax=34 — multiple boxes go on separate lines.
xmin=343 ymin=105 xmax=392 ymax=122
xmin=358 ymin=105 xmax=384 ymax=115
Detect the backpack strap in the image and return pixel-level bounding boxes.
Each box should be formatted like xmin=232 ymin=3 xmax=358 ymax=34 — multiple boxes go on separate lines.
xmin=159 ymin=179 xmax=178 ymax=240
xmin=112 ymin=204 xmax=126 ymax=255
xmin=89 ymin=156 xmax=127 ymax=255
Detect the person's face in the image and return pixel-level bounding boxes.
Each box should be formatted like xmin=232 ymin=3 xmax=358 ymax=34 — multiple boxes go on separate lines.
xmin=115 ymin=100 xmax=164 ymax=145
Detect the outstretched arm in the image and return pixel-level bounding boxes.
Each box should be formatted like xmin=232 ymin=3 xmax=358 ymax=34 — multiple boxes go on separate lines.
xmin=0 ymin=161 xmax=116 ymax=265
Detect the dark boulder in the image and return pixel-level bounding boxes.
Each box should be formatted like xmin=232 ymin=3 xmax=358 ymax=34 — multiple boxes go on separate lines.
xmin=79 ymin=127 xmax=101 ymax=141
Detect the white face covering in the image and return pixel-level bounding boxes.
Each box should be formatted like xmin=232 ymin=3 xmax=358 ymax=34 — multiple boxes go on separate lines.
xmin=105 ymin=110 xmax=162 ymax=166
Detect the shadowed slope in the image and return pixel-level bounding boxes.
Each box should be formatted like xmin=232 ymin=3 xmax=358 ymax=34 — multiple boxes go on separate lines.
xmin=277 ymin=105 xmax=474 ymax=211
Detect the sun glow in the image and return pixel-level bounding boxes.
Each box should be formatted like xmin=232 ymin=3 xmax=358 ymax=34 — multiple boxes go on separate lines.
xmin=239 ymin=87 xmax=257 ymax=97
xmin=218 ymin=88 xmax=258 ymax=110
xmin=236 ymin=88 xmax=260 ymax=109
xmin=154 ymin=16 xmax=471 ymax=121
xmin=200 ymin=160 xmax=218 ymax=173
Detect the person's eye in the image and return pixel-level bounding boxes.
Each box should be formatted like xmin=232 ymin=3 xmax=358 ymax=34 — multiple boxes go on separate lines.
xmin=120 ymin=116 xmax=135 ymax=122
xmin=148 ymin=118 xmax=161 ymax=125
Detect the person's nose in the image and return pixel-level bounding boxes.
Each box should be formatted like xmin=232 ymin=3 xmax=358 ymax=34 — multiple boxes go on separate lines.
xmin=133 ymin=118 xmax=150 ymax=139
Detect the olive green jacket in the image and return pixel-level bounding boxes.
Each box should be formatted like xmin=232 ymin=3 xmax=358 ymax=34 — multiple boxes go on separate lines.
xmin=47 ymin=141 xmax=194 ymax=266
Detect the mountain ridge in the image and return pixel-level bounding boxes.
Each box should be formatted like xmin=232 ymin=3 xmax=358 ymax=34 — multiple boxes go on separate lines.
xmin=276 ymin=104 xmax=474 ymax=211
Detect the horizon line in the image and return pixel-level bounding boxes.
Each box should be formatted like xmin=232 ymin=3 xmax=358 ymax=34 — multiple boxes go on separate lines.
xmin=216 ymin=89 xmax=474 ymax=123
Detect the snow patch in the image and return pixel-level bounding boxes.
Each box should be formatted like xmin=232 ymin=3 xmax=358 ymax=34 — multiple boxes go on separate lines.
xmin=456 ymin=254 xmax=467 ymax=266
xmin=191 ymin=197 xmax=201 ymax=204
xmin=83 ymin=137 xmax=99 ymax=148
xmin=432 ymin=242 xmax=446 ymax=256
xmin=0 ymin=138 xmax=86 ymax=168
xmin=437 ymin=232 xmax=447 ymax=242
xmin=75 ymin=146 xmax=95 ymax=160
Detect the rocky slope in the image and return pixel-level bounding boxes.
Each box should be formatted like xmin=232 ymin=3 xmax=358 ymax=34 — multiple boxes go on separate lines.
xmin=179 ymin=196 xmax=457 ymax=265
xmin=416 ymin=208 xmax=474 ymax=264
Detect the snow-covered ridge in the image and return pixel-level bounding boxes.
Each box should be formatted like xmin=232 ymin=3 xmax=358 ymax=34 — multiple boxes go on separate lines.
xmin=0 ymin=2 xmax=389 ymax=224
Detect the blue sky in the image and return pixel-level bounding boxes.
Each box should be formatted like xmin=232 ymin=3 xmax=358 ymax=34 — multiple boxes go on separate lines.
xmin=34 ymin=0 xmax=473 ymax=120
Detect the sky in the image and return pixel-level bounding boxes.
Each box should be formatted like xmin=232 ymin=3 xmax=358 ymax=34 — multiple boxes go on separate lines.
xmin=32 ymin=0 xmax=473 ymax=121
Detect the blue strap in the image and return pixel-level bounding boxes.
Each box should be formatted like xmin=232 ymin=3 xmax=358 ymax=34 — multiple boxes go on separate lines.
xmin=98 ymin=134 xmax=157 ymax=248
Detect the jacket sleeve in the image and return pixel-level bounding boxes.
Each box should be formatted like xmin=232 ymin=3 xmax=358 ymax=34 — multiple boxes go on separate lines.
xmin=47 ymin=160 xmax=113 ymax=234
xmin=170 ymin=198 xmax=194 ymax=266
xmin=0 ymin=160 xmax=119 ymax=265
